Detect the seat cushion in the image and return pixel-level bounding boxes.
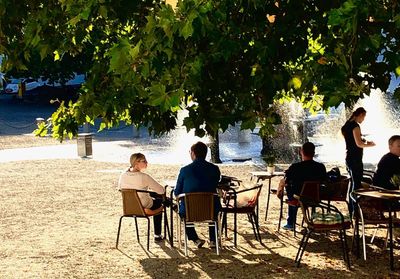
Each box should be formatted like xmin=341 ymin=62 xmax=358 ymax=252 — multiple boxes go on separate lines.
xmin=311 ymin=212 xmax=351 ymax=228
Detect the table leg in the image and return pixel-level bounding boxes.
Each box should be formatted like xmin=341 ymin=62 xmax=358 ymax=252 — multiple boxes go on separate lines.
xmin=389 ymin=207 xmax=394 ymax=270
xmin=264 ymin=178 xmax=272 ymax=221
xmin=170 ymin=191 xmax=174 ymax=247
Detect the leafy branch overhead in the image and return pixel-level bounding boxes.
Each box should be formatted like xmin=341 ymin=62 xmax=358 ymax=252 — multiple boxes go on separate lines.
xmin=0 ymin=0 xmax=399 ymax=141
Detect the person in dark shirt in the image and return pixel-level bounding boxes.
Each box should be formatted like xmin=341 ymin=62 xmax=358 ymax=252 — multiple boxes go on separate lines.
xmin=280 ymin=142 xmax=327 ymax=230
xmin=174 ymin=141 xmax=221 ymax=248
xmin=341 ymin=107 xmax=375 ymax=215
xmin=373 ymin=135 xmax=400 ymax=190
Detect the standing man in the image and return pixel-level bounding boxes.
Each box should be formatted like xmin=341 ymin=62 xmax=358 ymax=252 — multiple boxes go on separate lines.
xmin=373 ymin=135 xmax=400 ymax=190
xmin=280 ymin=142 xmax=327 ymax=230
xmin=174 ymin=141 xmax=221 ymax=248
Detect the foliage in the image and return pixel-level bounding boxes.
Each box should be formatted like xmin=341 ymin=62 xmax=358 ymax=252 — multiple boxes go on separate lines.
xmin=262 ymin=153 xmax=276 ymax=167
xmin=0 ymin=0 xmax=399 ymax=143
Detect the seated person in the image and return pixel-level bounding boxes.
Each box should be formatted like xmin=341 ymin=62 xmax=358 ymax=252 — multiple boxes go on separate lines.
xmin=279 ymin=142 xmax=327 ymax=231
xmin=174 ymin=141 xmax=221 ymax=248
xmin=373 ymin=135 xmax=400 ymax=190
xmin=118 ymin=153 xmax=165 ymax=242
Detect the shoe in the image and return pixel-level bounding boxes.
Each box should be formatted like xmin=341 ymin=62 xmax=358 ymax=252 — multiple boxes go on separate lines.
xmin=194 ymin=239 xmax=205 ymax=248
xmin=283 ymin=224 xmax=294 ymax=231
xmin=209 ymin=241 xmax=216 ymax=248
xmin=154 ymin=235 xmax=164 ymax=242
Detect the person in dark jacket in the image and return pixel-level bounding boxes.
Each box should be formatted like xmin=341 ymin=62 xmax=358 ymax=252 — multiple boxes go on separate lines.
xmin=280 ymin=142 xmax=327 ymax=230
xmin=174 ymin=141 xmax=221 ymax=248
xmin=373 ymin=135 xmax=400 ymax=190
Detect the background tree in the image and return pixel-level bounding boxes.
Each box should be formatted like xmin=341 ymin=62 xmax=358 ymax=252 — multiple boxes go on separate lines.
xmin=0 ymin=0 xmax=399 ymax=162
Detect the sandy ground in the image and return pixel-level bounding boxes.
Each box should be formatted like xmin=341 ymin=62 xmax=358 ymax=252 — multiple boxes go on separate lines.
xmin=1 ymin=135 xmax=400 ymax=278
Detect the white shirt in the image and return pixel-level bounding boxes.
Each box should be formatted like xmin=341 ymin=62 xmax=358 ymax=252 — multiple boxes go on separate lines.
xmin=118 ymin=170 xmax=165 ymax=208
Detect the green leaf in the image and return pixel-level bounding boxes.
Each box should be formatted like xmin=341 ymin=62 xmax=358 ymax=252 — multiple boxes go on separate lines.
xmin=395 ymin=66 xmax=400 ymax=77
xmin=54 ymin=50 xmax=61 ymax=61
xmin=181 ymin=21 xmax=193 ymax=39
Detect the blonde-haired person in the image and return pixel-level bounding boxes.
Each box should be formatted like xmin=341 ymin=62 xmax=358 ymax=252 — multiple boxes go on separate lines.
xmin=118 ymin=153 xmax=165 ymax=241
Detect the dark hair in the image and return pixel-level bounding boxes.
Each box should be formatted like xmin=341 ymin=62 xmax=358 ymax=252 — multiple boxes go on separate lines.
xmin=191 ymin=141 xmax=208 ymax=159
xmin=349 ymin=107 xmax=366 ymax=121
xmin=301 ymin=142 xmax=315 ymax=157
xmin=389 ymin=135 xmax=400 ymax=146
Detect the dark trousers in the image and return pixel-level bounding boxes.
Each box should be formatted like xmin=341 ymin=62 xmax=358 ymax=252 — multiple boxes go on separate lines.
xmin=286 ymin=185 xmax=299 ymax=226
xmin=150 ymin=198 xmax=163 ymax=235
xmin=346 ymin=158 xmax=363 ymax=216
xmin=185 ymin=224 xmax=216 ymax=242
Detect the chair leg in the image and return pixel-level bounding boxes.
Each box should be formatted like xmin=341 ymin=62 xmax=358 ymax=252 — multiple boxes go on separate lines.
xmin=361 ymin=221 xmax=367 ymax=261
xmin=295 ymin=230 xmax=311 ymax=267
xmin=134 ymin=217 xmax=140 ymax=242
xmin=146 ymin=217 xmax=150 ymax=251
xmin=341 ymin=229 xmax=351 ymax=269
xmin=184 ymin=220 xmax=188 ymax=256
xmin=116 ymin=216 xmax=124 ymax=248
xmin=278 ymin=198 xmax=283 ymax=231
xmin=214 ymin=221 xmax=220 ymax=255
xmin=252 ymin=212 xmax=262 ymax=244
xmin=295 ymin=230 xmax=307 ymax=264
xmin=234 ymin=212 xmax=237 ymax=247
xmin=248 ymin=213 xmax=258 ymax=241
xmin=218 ymin=213 xmax=223 ymax=250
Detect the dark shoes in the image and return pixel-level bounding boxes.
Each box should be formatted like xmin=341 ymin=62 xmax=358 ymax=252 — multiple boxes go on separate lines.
xmin=154 ymin=235 xmax=164 ymax=242
xmin=283 ymin=224 xmax=294 ymax=231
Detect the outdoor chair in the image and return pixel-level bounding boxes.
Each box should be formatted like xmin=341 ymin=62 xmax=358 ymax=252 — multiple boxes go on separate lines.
xmin=220 ymin=183 xmax=263 ymax=247
xmin=321 ymin=176 xmax=351 ymax=215
xmin=116 ymin=189 xmax=164 ymax=251
xmin=278 ymin=181 xmax=322 ymax=236
xmin=351 ymin=187 xmax=400 ymax=261
xmin=176 ymin=192 xmax=221 ymax=256
xmin=294 ymin=181 xmax=352 ymax=268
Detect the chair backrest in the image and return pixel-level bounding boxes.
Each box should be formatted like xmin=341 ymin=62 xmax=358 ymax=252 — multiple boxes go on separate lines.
xmin=120 ymin=189 xmax=146 ymax=217
xmin=300 ymin=181 xmax=321 ymax=202
xmin=321 ymin=176 xmax=350 ymax=201
xmin=181 ymin=192 xmax=216 ymax=222
xmin=356 ymin=196 xmax=387 ymax=221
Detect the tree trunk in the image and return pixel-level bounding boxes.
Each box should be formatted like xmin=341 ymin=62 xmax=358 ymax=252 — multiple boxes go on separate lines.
xmin=260 ymin=136 xmax=274 ymax=156
xmin=209 ymin=132 xmax=222 ymax=163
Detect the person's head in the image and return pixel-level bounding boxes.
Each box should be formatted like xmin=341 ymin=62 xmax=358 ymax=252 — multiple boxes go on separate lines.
xmin=129 ymin=153 xmax=148 ymax=171
xmin=300 ymin=142 xmax=315 ymax=160
xmin=190 ymin=141 xmax=208 ymax=160
xmin=388 ymin=135 xmax=400 ymax=157
xmin=350 ymin=107 xmax=367 ymax=123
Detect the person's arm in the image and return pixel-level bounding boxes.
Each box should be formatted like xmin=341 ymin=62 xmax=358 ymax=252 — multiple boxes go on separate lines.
xmin=174 ymin=170 xmax=184 ymax=196
xmin=144 ymin=174 xmax=165 ymax=195
xmin=352 ymin=126 xmax=375 ymax=148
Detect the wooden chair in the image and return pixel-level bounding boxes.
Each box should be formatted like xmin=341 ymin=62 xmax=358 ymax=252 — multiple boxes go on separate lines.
xmin=176 ymin=192 xmax=221 ymax=256
xmin=294 ymin=181 xmax=352 ymax=268
xmin=116 ymin=189 xmax=164 ymax=250
xmin=220 ymin=184 xmax=263 ymax=247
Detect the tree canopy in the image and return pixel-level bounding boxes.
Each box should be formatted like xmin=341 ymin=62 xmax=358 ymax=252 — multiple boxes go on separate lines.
xmin=0 ymin=0 xmax=399 ymax=143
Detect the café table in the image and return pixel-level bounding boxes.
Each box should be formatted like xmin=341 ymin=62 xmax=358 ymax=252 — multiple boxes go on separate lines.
xmin=249 ymin=171 xmax=285 ymax=221
xmin=353 ymin=188 xmax=400 ymax=270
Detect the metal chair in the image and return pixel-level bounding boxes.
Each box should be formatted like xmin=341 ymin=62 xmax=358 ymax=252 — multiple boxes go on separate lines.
xmin=295 ymin=181 xmax=351 ymax=268
xmin=176 ymin=192 xmax=221 ymax=256
xmin=352 ymin=187 xmax=400 ymax=261
xmin=321 ymin=176 xmax=351 ymax=214
xmin=220 ymin=184 xmax=263 ymax=247
xmin=116 ymin=189 xmax=164 ymax=250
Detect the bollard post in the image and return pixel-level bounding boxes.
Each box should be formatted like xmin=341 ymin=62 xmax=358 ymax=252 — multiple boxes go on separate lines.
xmin=77 ymin=133 xmax=93 ymax=157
